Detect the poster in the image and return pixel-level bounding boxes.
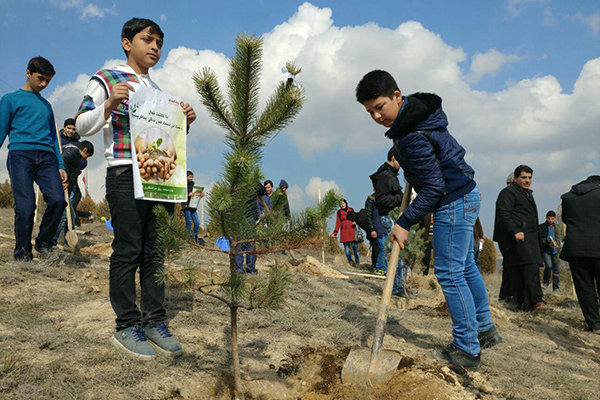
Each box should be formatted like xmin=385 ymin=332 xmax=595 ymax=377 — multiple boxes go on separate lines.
xmin=129 ymin=85 xmax=187 ymax=202
xmin=188 ymin=186 xmax=204 ymax=209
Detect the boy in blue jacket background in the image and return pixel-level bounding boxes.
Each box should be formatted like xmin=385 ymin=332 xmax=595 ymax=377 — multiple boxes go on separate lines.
xmin=0 ymin=56 xmax=67 ymax=260
xmin=356 ymin=70 xmax=501 ymax=370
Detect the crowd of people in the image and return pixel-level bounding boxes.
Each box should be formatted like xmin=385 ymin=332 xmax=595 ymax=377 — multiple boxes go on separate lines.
xmin=1 ymin=17 xmax=598 ymax=373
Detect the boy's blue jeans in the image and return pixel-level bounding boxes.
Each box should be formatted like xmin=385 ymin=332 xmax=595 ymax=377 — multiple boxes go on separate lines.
xmin=343 ymin=241 xmax=359 ymax=263
xmin=392 ymin=256 xmax=405 ymax=295
xmin=7 ymin=150 xmax=66 ymax=259
xmin=433 ymin=186 xmax=494 ymax=356
xmin=542 ymin=252 xmax=560 ymax=289
xmin=183 ymin=208 xmax=200 ymax=238
xmin=235 ymin=242 xmax=257 ymax=273
xmin=375 ymin=234 xmax=388 ymax=273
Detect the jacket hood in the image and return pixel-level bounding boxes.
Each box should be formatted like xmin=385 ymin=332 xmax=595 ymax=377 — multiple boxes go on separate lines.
xmin=570 ymin=175 xmax=600 ymax=195
xmin=385 ymin=93 xmax=446 ymax=140
xmin=377 ymin=161 xmax=398 ymax=174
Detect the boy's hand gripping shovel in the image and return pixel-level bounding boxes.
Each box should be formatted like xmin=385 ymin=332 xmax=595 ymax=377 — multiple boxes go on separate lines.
xmin=341 ymin=183 xmax=412 ymax=386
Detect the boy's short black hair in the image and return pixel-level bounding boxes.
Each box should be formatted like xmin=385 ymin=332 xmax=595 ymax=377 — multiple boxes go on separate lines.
xmin=78 ymin=140 xmax=94 ymax=156
xmin=27 ymin=56 xmax=55 ymax=76
xmin=121 ymin=18 xmax=164 ymax=56
xmin=514 ymin=165 xmax=533 ymax=178
xmin=187 ymin=170 xmax=193 ymax=176
xmin=546 ymin=210 xmax=556 ymax=217
xmin=64 ymin=118 xmax=76 ymax=127
xmin=355 ymin=70 xmax=399 ymax=104
xmin=264 ymin=180 xmax=273 ymax=187
xmin=387 ymin=147 xmax=400 ymax=162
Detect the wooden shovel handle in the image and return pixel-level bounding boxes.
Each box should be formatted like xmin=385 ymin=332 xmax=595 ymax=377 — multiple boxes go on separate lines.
xmin=370 ymin=183 xmax=412 ymax=361
xmin=370 ymin=241 xmax=401 ymax=360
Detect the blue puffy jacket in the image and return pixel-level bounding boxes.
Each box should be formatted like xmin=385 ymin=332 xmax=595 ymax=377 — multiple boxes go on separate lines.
xmin=385 ymin=93 xmax=476 ymax=230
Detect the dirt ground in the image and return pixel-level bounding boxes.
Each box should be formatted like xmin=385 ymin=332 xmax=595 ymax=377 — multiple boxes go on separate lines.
xmin=0 ymin=207 xmax=599 ymax=400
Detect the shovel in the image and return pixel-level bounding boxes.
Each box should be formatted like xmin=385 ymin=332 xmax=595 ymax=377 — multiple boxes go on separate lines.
xmin=341 ymin=183 xmax=412 ymax=386
xmin=64 ymin=192 xmax=80 ymax=253
xmin=55 ymin=125 xmax=80 ymax=254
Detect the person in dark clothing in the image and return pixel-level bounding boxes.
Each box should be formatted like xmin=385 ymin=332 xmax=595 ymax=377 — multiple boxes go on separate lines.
xmin=539 ymin=210 xmax=563 ymax=291
xmin=369 ymin=147 xmax=404 ymax=217
xmin=560 ymin=175 xmax=600 ymax=334
xmin=184 ymin=170 xmax=204 ymax=243
xmin=356 ymin=70 xmax=499 ymax=371
xmin=365 ymin=193 xmax=387 ymax=274
xmin=279 ymin=179 xmax=291 ymax=218
xmin=493 ymin=165 xmax=545 ymax=311
xmin=59 ymin=118 xmax=88 ymax=227
xmin=235 ymin=185 xmax=264 ymax=274
xmin=369 ymin=147 xmax=407 ymax=295
xmin=53 ymin=141 xmax=94 ymax=245
xmin=497 ymin=172 xmax=516 ymax=300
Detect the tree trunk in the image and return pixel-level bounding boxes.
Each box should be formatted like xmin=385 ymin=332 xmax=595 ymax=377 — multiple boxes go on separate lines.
xmin=230 ymin=305 xmax=244 ymax=400
xmin=228 ymin=251 xmax=244 ymax=399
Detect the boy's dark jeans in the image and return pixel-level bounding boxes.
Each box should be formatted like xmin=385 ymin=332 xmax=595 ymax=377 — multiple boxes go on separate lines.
xmin=106 ymin=166 xmax=174 ymax=331
xmin=7 ymin=150 xmax=66 ymax=260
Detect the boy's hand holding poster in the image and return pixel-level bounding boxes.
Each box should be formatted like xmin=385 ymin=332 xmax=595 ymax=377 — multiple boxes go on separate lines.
xmin=189 ymin=186 xmax=204 ymax=209
xmin=129 ymin=85 xmax=187 ymax=202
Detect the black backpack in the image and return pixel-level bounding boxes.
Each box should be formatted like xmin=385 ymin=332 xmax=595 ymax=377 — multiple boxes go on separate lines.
xmin=347 ymin=209 xmax=370 ymax=233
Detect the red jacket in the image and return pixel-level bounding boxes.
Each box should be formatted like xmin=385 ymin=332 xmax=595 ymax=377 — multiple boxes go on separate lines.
xmin=333 ymin=207 xmax=356 ymax=243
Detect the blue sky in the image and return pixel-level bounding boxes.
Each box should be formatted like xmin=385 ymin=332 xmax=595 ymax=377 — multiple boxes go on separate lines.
xmin=1 ymin=0 xmax=599 ymax=236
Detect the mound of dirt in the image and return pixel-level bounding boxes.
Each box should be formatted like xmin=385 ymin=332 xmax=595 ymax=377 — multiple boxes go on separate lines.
xmin=297 ymin=256 xmax=349 ymax=279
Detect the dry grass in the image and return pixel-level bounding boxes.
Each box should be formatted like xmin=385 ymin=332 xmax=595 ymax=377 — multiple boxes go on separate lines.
xmin=0 ymin=208 xmax=599 ymax=399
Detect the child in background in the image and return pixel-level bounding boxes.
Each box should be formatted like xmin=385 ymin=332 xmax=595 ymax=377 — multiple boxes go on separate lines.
xmin=0 ymin=56 xmax=67 ymax=260
xmin=184 ymin=170 xmax=204 ymax=243
xmin=53 ymin=141 xmax=94 ymax=246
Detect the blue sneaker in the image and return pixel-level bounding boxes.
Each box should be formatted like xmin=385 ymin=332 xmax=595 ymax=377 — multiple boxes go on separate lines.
xmin=111 ymin=325 xmax=155 ymax=360
xmin=145 ymin=322 xmax=182 ymax=356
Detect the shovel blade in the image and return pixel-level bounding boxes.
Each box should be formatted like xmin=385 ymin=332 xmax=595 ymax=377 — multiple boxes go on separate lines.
xmin=65 ymin=231 xmax=80 ymax=254
xmin=341 ymin=347 xmax=402 ymax=387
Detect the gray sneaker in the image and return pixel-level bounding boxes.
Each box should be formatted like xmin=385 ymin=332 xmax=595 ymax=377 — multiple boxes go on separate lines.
xmin=145 ymin=322 xmax=182 ymax=356
xmin=111 ymin=325 xmax=155 ymax=360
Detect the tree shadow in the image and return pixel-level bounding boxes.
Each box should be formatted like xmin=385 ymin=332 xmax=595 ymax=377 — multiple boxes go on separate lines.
xmin=340 ymin=303 xmax=440 ymax=352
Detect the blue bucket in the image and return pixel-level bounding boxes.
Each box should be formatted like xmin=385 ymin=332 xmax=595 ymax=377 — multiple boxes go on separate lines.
xmin=216 ymin=236 xmax=231 ymax=251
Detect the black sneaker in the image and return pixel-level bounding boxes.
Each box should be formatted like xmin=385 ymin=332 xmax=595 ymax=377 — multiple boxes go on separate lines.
xmin=478 ymin=325 xmax=503 ymax=349
xmin=441 ymin=344 xmax=480 ymax=371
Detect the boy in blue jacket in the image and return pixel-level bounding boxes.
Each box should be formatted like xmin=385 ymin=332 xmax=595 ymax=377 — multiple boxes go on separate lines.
xmin=0 ymin=57 xmax=67 ymax=260
xmin=356 ymin=70 xmax=500 ymax=370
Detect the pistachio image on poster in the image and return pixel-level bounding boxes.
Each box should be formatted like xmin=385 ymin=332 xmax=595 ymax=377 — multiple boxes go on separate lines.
xmin=129 ymin=85 xmax=187 ymax=201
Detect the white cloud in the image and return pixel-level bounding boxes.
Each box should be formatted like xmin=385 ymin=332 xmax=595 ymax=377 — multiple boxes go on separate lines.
xmin=79 ymin=3 xmax=117 ymax=20
xmin=37 ymin=2 xmax=600 ymax=220
xmin=571 ymin=11 xmax=600 ymax=35
xmin=285 ymin=184 xmax=306 ymax=212
xmin=304 ymin=176 xmax=341 ymax=203
xmin=542 ymin=7 xmax=553 ymax=27
xmin=48 ymin=0 xmax=117 ymax=20
xmin=80 ymin=4 xmax=102 ymax=19
xmin=506 ymin=0 xmax=548 ymax=17
xmin=50 ymin=0 xmax=83 ymax=10
xmin=467 ymin=48 xmax=521 ymax=83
